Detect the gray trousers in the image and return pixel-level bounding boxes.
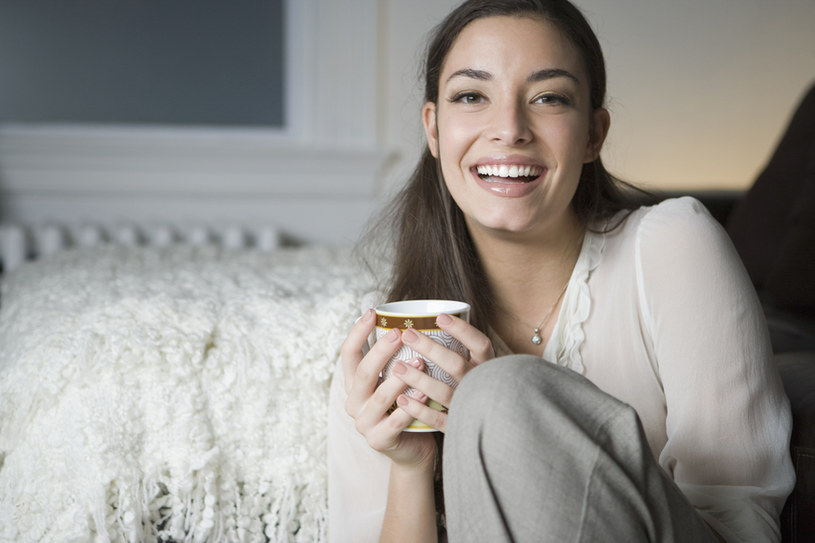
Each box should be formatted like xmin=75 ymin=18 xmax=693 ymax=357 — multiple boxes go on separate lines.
xmin=443 ymin=355 xmax=720 ymax=543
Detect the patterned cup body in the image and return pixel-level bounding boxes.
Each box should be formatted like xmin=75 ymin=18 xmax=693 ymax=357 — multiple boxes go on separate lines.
xmin=375 ymin=299 xmax=470 ymax=432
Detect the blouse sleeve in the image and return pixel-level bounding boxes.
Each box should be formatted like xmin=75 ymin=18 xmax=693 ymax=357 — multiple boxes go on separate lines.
xmin=327 ymin=352 xmax=392 ymax=543
xmin=635 ymin=197 xmax=795 ymax=542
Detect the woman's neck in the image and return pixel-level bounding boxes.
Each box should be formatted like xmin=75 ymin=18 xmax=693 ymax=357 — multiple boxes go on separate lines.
xmin=469 ymin=211 xmax=586 ymax=354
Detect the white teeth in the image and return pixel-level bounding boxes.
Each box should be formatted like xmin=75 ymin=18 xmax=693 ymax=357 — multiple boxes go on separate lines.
xmin=476 ymin=164 xmax=543 ymax=178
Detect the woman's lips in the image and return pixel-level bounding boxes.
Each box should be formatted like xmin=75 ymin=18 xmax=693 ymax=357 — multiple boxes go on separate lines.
xmin=471 ymin=165 xmax=546 ymax=197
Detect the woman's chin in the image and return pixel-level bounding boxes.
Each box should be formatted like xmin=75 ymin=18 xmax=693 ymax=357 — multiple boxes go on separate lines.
xmin=466 ymin=214 xmax=542 ymax=238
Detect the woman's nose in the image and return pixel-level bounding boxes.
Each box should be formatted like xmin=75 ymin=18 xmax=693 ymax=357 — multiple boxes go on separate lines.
xmin=486 ymin=99 xmax=532 ymax=145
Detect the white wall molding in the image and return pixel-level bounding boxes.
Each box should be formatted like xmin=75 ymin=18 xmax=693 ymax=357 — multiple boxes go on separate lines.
xmin=0 ymin=125 xmax=390 ymax=197
xmin=0 ymin=124 xmax=391 ymax=245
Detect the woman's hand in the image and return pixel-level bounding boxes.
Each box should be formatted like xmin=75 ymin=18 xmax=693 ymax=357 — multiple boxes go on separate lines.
xmin=341 ymin=309 xmax=437 ymax=467
xmin=390 ymin=312 xmax=494 ymax=432
xmin=341 ymin=309 xmax=494 ymax=460
xmin=340 ymin=308 xmax=495 ymax=543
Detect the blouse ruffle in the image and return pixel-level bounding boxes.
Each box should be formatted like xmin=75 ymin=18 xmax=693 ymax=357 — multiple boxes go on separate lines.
xmin=546 ymin=227 xmax=606 ymax=374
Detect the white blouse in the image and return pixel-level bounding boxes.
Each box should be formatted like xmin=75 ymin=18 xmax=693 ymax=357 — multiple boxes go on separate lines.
xmin=327 ymin=197 xmax=795 ymax=543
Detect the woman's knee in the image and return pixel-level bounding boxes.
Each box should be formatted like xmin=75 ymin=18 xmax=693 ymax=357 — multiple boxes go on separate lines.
xmin=449 ymin=355 xmax=567 ymax=422
xmin=455 ymin=354 xmax=587 ymax=401
xmin=449 ymin=354 xmax=628 ymax=433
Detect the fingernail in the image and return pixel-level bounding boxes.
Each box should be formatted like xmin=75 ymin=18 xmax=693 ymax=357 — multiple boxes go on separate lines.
xmin=408 ymin=358 xmax=423 ymax=369
xmin=437 ymin=313 xmax=452 ymax=325
xmin=386 ymin=328 xmax=400 ymax=342
xmin=392 ymin=361 xmax=407 ymax=375
xmin=413 ymin=392 xmax=428 ymax=403
xmin=396 ymin=395 xmax=409 ymax=407
xmin=355 ymin=309 xmax=374 ymax=324
xmin=402 ymin=328 xmax=419 ymax=343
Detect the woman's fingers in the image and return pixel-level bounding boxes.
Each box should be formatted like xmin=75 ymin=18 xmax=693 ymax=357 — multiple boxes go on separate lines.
xmin=353 ymin=370 xmax=412 ymax=436
xmin=436 ymin=313 xmax=495 ymax=364
xmin=340 ymin=309 xmax=376 ymax=393
xmin=352 ymin=364 xmax=432 ymax=452
xmin=391 ymin=359 xmax=453 ymax=431
xmin=392 ymin=359 xmax=454 ymax=408
xmin=388 ymin=314 xmax=494 ymax=428
xmin=340 ymin=308 xmax=401 ymax=395
xmin=394 ymin=358 xmax=450 ymax=431
xmin=400 ymin=318 xmax=493 ymax=384
xmin=396 ymin=392 xmax=449 ymax=433
xmin=344 ymin=326 xmax=404 ymax=417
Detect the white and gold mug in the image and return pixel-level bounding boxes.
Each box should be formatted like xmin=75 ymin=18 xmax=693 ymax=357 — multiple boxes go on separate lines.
xmin=375 ymin=299 xmax=470 ymax=432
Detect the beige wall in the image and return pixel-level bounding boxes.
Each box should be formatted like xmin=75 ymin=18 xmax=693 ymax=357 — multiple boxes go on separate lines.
xmin=379 ymin=0 xmax=815 ymax=193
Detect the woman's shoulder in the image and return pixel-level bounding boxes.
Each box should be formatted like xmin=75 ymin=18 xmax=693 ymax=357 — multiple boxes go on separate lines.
xmin=596 ymin=196 xmax=734 ymax=272
xmin=611 ymin=196 xmax=725 ymax=244
xmin=628 ymin=195 xmax=714 ymax=226
xmin=613 ymin=196 xmax=742 ymax=282
xmin=644 ymin=195 xmax=714 ymax=218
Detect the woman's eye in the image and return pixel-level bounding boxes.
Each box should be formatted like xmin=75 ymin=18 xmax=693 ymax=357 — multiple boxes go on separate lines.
xmin=533 ymin=93 xmax=571 ymax=106
xmin=451 ymin=92 xmax=484 ymax=105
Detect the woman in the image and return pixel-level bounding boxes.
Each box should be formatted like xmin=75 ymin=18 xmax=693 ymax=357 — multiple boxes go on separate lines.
xmin=328 ymin=1 xmax=794 ymax=541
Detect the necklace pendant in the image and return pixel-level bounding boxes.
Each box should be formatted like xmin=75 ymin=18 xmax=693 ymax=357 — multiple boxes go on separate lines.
xmin=531 ymin=328 xmax=543 ymax=345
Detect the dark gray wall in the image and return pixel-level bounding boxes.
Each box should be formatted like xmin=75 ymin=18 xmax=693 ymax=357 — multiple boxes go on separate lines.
xmin=0 ymin=0 xmax=285 ymax=126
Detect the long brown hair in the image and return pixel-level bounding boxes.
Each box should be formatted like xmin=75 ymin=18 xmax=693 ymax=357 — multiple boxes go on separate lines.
xmin=364 ymin=0 xmax=645 ymax=332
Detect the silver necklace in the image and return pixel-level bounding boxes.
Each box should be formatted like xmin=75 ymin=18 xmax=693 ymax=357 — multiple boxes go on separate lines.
xmin=531 ymin=281 xmax=570 ymax=345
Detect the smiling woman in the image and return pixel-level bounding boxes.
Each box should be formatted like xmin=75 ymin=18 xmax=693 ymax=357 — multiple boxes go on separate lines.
xmin=389 ymin=6 xmax=629 ymax=336
xmin=329 ymin=1 xmax=794 ymax=542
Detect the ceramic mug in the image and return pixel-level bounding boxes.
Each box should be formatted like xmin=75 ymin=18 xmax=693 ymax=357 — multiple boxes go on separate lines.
xmin=375 ymin=299 xmax=470 ymax=432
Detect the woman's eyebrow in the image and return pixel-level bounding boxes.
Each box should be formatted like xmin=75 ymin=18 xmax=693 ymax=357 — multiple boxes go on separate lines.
xmin=527 ymin=68 xmax=579 ymax=84
xmin=445 ymin=67 xmax=579 ymax=84
xmin=446 ymin=68 xmax=492 ymax=83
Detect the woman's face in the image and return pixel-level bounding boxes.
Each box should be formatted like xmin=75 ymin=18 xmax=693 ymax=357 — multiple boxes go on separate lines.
xmin=423 ymin=15 xmax=608 ymax=241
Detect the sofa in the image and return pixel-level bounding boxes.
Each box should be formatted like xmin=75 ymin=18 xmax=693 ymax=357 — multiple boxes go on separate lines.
xmin=729 ymin=81 xmax=815 ymax=543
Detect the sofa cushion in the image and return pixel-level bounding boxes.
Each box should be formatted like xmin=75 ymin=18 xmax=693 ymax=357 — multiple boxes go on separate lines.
xmin=726 ymin=83 xmax=815 ymax=316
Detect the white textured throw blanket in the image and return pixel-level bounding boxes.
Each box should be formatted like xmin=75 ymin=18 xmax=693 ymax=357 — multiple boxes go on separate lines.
xmin=0 ymin=246 xmax=378 ymax=542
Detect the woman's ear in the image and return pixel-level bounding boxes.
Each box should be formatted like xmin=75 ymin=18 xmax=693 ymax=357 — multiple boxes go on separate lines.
xmin=422 ymin=101 xmax=439 ymax=158
xmin=583 ymin=107 xmax=610 ymax=163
